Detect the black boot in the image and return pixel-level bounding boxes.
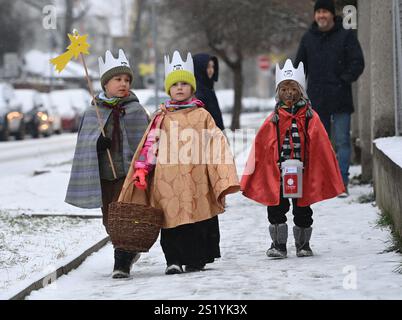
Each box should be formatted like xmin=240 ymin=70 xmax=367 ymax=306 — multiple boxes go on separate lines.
xmin=266 ymin=223 xmax=288 ymax=259
xmin=184 ymin=264 xmax=205 ymax=273
xmin=293 ymin=226 xmax=314 ymax=257
xmin=112 ymin=249 xmax=141 ymax=279
xmin=165 ymin=264 xmax=183 ymax=275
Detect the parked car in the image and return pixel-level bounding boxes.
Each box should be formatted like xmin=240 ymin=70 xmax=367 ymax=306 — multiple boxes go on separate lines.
xmin=144 ymin=93 xmax=170 ymax=113
xmin=40 ymin=93 xmax=62 ymax=134
xmin=14 ymin=89 xmax=52 ymax=138
xmin=0 ymin=83 xmax=25 ymax=141
xmin=134 ymin=89 xmax=156 ymax=107
xmin=50 ymin=89 xmax=91 ymax=132
xmin=135 ymin=89 xmax=169 ymax=114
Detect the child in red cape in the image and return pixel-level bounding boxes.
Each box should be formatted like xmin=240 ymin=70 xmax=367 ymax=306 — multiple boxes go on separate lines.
xmin=240 ymin=59 xmax=344 ymax=259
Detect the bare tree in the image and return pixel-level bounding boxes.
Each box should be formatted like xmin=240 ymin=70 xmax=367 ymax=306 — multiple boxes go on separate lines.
xmin=130 ymin=0 xmax=147 ymax=88
xmin=63 ymin=0 xmax=90 ymax=48
xmin=19 ymin=0 xmax=48 ymax=10
xmin=161 ymin=0 xmax=311 ymax=130
xmin=16 ymin=0 xmax=89 ymax=50
xmin=0 ymin=1 xmax=21 ymax=59
xmin=0 ymin=0 xmax=35 ymax=63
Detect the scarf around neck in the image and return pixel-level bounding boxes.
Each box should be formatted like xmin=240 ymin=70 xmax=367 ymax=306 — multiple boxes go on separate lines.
xmin=277 ymin=99 xmax=310 ymax=164
xmin=97 ymin=92 xmax=128 ymax=152
xmin=164 ymin=97 xmax=205 ymax=112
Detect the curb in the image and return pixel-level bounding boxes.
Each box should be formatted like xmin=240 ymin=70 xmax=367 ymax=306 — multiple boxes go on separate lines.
xmin=9 ymin=236 xmax=110 ymax=300
xmin=30 ymin=214 xmax=102 ymax=219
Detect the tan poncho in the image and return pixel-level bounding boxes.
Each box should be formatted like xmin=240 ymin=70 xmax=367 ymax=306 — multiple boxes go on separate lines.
xmin=118 ymin=106 xmax=240 ymax=228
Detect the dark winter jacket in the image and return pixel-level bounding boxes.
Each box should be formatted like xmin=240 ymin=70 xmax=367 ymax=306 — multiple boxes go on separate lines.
xmin=65 ymin=92 xmax=149 ymax=208
xmin=295 ymin=16 xmax=365 ymax=115
xmin=193 ymin=53 xmax=225 ymax=130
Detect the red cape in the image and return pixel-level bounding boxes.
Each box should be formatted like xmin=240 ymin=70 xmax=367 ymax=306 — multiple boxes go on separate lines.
xmin=240 ymin=106 xmax=345 ymax=207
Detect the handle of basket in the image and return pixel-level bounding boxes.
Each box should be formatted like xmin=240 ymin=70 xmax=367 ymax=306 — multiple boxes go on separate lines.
xmin=119 ymin=172 xmax=147 ymax=202
xmin=119 ymin=111 xmax=165 ymax=202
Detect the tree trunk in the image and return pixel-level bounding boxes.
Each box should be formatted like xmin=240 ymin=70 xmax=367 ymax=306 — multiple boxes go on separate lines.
xmin=131 ymin=0 xmax=145 ymax=88
xmin=64 ymin=0 xmax=73 ymax=49
xmin=230 ymin=62 xmax=243 ymax=130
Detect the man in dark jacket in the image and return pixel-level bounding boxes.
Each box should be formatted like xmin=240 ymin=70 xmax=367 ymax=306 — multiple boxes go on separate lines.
xmin=193 ymin=53 xmax=225 ymax=130
xmin=295 ymin=0 xmax=364 ymax=196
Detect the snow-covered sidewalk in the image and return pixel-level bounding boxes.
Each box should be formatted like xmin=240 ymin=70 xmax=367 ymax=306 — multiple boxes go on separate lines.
xmin=0 ymin=214 xmax=106 ymax=300
xmin=1 ymin=113 xmax=401 ymax=300
xmin=25 ymin=166 xmax=402 ymax=300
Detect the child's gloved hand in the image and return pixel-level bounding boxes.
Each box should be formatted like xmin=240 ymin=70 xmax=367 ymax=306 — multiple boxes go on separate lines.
xmin=97 ymin=135 xmax=112 ymax=152
xmin=132 ymin=168 xmax=148 ymax=190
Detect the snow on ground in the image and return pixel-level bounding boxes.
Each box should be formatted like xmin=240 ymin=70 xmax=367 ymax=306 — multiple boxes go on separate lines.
xmin=0 ymin=133 xmax=105 ymax=299
xmin=0 ymin=214 xmax=106 ymax=300
xmin=0 ymin=112 xmax=261 ymax=299
xmin=0 ymin=133 xmax=100 ymax=216
xmin=374 ymin=136 xmax=402 ymax=168
xmin=25 ymin=165 xmax=402 ymax=300
xmin=1 ymin=110 xmax=402 ymax=300
xmin=216 ymin=90 xmax=276 ymax=113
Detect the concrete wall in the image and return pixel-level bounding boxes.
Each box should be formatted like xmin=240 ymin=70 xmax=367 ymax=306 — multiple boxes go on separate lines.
xmin=357 ymin=0 xmax=373 ymax=182
xmin=357 ymin=0 xmax=396 ymax=180
xmin=373 ymin=144 xmax=402 ymax=237
xmin=370 ymin=0 xmax=396 ymax=139
xmin=357 ymin=0 xmax=401 ymax=235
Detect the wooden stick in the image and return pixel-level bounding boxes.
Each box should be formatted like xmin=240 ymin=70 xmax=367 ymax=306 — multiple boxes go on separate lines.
xmin=79 ymin=53 xmax=117 ymax=179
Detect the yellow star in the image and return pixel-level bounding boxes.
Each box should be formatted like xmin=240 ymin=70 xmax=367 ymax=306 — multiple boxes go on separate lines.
xmin=50 ymin=31 xmax=91 ymax=73
xmin=67 ymin=33 xmax=90 ymax=59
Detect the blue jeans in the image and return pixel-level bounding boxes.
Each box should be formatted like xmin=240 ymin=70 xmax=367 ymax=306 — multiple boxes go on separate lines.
xmin=319 ymin=113 xmax=351 ymax=186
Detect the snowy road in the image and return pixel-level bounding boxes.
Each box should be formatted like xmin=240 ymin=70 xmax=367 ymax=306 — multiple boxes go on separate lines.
xmin=0 ymin=133 xmax=99 ymax=215
xmin=0 ymin=134 xmax=76 ymax=176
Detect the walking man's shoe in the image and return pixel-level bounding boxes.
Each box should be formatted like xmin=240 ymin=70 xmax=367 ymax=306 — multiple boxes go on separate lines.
xmin=338 ymin=184 xmax=349 ymax=198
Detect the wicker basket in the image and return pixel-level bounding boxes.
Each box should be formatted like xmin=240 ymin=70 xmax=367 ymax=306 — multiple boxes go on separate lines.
xmin=107 ymin=202 xmax=164 ymax=252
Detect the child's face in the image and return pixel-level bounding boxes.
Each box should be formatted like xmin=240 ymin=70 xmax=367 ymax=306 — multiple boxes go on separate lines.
xmin=278 ymin=80 xmax=302 ymax=107
xmin=169 ymin=82 xmax=193 ymax=102
xmin=207 ymin=60 xmax=215 ymax=79
xmin=105 ymin=74 xmax=131 ymax=98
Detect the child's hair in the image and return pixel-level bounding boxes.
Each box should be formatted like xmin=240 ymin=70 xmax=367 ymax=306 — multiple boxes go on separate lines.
xmin=98 ymin=49 xmax=134 ymax=91
xmin=102 ymin=72 xmax=133 ymax=90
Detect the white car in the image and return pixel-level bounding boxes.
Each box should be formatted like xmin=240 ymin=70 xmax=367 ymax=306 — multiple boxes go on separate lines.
xmin=14 ymin=89 xmax=52 ymax=138
xmin=40 ymin=93 xmax=62 ymax=134
xmin=135 ymin=89 xmax=169 ymax=114
xmin=49 ymin=89 xmax=91 ymax=132
xmin=0 ymin=83 xmax=25 ymax=141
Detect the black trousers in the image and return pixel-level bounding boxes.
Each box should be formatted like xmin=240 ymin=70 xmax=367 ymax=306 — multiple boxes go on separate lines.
xmin=267 ymin=195 xmax=313 ymax=228
xmin=160 ymin=216 xmax=221 ymax=267
xmin=100 ymin=177 xmax=125 ymax=233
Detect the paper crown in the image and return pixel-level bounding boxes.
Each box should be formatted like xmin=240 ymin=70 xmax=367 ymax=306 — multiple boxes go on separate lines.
xmin=164 ymin=51 xmax=194 ymax=77
xmin=275 ymin=59 xmax=306 ymax=90
xmin=98 ymin=49 xmax=131 ymax=78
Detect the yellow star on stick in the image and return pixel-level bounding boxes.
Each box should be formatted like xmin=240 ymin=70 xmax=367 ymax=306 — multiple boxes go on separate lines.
xmin=50 ymin=30 xmax=90 ymax=73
